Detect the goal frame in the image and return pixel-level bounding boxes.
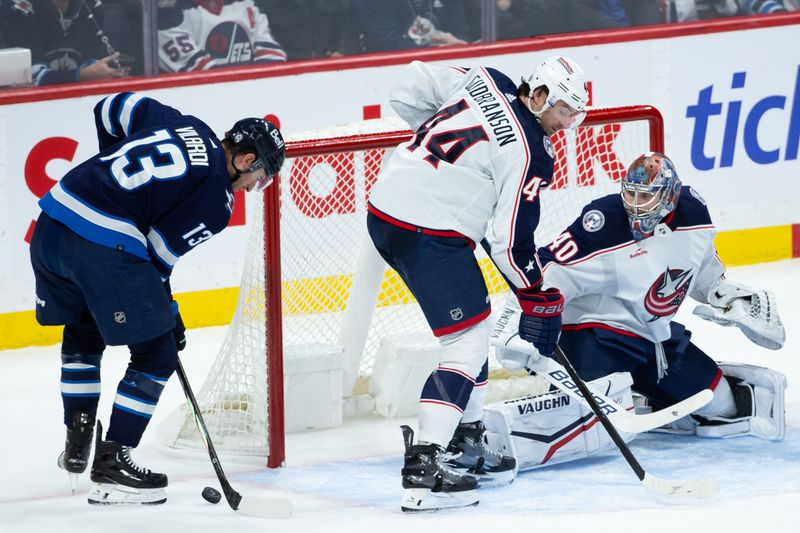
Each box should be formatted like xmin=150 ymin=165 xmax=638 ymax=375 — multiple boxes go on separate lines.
xmin=262 ymin=105 xmax=664 ymax=467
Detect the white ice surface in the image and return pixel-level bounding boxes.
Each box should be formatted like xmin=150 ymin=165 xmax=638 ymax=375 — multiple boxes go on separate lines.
xmin=1 ymin=259 xmax=799 ymax=533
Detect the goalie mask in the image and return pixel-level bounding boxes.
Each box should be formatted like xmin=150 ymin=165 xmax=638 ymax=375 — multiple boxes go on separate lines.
xmin=621 ymin=152 xmax=681 ymax=240
xmin=225 ymin=118 xmax=285 ymax=192
xmin=522 ymin=55 xmax=589 ymax=130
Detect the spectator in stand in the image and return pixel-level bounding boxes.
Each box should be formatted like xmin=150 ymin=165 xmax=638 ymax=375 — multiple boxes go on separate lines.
xmin=492 ymin=0 xmax=536 ymax=39
xmin=666 ymin=0 xmax=796 ymax=20
xmin=664 ymin=0 xmax=738 ymax=21
xmin=350 ymin=0 xmax=473 ymax=53
xmin=158 ymin=0 xmax=286 ymax=73
xmin=490 ymin=0 xmax=661 ymax=38
xmin=597 ymin=0 xmax=663 ymax=26
xmin=0 ymin=0 xmax=131 ymax=86
xmin=256 ymin=0 xmax=360 ymax=60
xmin=738 ymin=0 xmax=798 ymax=13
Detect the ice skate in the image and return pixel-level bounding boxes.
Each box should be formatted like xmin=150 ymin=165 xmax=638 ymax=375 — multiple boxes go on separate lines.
xmin=88 ymin=422 xmax=167 ymax=505
xmin=57 ymin=410 xmax=95 ymax=494
xmin=400 ymin=425 xmax=478 ymax=512
xmin=444 ymin=420 xmax=516 ymax=487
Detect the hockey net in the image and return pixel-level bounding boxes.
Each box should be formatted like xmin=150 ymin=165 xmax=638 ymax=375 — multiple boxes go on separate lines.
xmin=160 ymin=106 xmax=664 ymax=467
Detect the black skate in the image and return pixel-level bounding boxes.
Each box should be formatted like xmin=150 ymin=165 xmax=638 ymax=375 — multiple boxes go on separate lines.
xmin=400 ymin=425 xmax=478 ymax=512
xmin=57 ymin=411 xmax=95 ymax=493
xmin=444 ymin=420 xmax=516 ymax=487
xmin=88 ymin=421 xmax=167 ymax=505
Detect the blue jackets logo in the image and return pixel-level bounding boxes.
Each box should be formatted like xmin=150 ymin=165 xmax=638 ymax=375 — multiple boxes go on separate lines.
xmin=686 ymin=66 xmax=800 ymax=170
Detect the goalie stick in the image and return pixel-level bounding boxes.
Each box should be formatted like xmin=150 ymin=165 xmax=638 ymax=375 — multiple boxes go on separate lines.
xmin=175 ymin=356 xmax=293 ymax=518
xmin=552 ymin=344 xmax=718 ymax=498
xmin=524 ymin=349 xmax=713 ymax=434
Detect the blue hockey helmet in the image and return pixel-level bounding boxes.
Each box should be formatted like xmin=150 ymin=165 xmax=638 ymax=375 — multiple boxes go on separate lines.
xmin=621 ymin=152 xmax=681 ymax=240
xmin=225 ymin=118 xmax=285 ymax=191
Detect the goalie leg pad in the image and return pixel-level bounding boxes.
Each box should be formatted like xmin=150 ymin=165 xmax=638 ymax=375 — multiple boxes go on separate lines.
xmin=695 ymin=362 xmax=787 ymax=441
xmin=484 ymin=372 xmax=635 ymax=471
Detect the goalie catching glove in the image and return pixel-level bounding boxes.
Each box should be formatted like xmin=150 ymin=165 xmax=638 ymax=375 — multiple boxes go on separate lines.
xmin=693 ymin=282 xmax=785 ymax=350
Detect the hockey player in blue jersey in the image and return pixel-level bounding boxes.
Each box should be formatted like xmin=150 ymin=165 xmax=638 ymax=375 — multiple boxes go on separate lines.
xmin=29 ymin=92 xmax=285 ymax=505
xmin=367 ymin=56 xmax=589 ymax=511
xmin=490 ymin=153 xmax=787 ymax=471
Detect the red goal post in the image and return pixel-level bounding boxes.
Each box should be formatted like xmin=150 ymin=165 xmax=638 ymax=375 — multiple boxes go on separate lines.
xmin=161 ymin=105 xmax=664 ymax=468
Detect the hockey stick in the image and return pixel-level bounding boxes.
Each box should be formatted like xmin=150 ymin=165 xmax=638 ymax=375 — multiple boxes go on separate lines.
xmin=524 ymin=349 xmax=713 ymax=434
xmin=175 ymin=356 xmax=293 ymax=518
xmin=552 ymin=344 xmax=717 ymax=498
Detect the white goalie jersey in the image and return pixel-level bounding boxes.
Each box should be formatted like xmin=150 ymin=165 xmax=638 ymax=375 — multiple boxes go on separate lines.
xmin=369 ymin=61 xmax=558 ymax=289
xmin=158 ymin=0 xmax=287 ymax=73
xmin=538 ymin=188 xmax=726 ymax=343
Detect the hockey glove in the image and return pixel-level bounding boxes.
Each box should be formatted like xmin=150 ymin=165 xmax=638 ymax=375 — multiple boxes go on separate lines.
xmin=171 ymin=301 xmax=187 ymax=352
xmin=517 ymin=287 xmax=564 ymax=357
xmin=693 ymin=282 xmax=785 ymax=350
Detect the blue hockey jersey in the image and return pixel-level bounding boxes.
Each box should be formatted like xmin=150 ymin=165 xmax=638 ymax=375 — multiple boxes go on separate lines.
xmin=38 ymin=92 xmax=235 ymax=281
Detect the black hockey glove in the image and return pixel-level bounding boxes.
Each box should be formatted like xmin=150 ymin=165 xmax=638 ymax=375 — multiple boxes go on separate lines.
xmin=517 ymin=287 xmax=564 ymax=357
xmin=171 ymin=301 xmax=186 ymax=352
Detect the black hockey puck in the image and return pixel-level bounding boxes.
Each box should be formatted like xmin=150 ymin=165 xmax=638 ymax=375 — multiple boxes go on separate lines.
xmin=202 ymin=486 xmax=222 ymax=504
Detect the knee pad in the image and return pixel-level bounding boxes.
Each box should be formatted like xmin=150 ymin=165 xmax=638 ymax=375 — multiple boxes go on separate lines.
xmin=128 ymin=332 xmax=178 ymax=378
xmin=438 ymin=319 xmax=490 ymax=377
xmin=63 ymin=323 xmax=106 ymax=355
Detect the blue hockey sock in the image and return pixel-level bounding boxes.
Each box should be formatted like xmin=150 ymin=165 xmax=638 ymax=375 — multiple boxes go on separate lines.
xmin=107 ymin=368 xmax=168 ymax=447
xmin=60 ymin=352 xmax=102 ymax=426
xmin=106 ymin=332 xmax=176 ymax=447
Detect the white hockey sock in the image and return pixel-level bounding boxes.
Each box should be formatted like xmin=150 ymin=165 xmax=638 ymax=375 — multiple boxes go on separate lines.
xmin=461 ymin=377 xmax=487 ymax=424
xmin=417 ymin=321 xmax=489 ymax=446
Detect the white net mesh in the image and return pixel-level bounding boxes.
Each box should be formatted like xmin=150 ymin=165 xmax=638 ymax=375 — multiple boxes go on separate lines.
xmin=161 ymin=109 xmax=661 ymax=459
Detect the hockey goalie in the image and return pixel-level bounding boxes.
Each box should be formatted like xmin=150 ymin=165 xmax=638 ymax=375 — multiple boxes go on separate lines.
xmin=485 ymin=152 xmax=787 ymax=473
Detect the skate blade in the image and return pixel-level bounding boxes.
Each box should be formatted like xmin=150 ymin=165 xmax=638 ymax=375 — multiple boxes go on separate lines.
xmin=401 ymin=488 xmax=479 ymax=512
xmin=88 ymin=483 xmax=167 ymax=505
xmin=57 ymin=453 xmax=82 ymax=495
xmin=448 ymin=465 xmax=516 ymax=488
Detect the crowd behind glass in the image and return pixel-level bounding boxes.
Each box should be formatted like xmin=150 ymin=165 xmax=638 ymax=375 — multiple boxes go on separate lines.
xmin=0 ymin=0 xmax=797 ymax=88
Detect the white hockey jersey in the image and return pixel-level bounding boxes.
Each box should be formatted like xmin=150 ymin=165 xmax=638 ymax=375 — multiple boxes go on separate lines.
xmin=538 ymin=187 xmax=725 ymax=343
xmin=158 ymin=0 xmax=286 ymax=73
xmin=369 ymin=61 xmax=557 ymax=289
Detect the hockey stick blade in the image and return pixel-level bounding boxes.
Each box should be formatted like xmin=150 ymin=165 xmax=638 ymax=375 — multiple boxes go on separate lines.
xmin=642 ymin=472 xmax=718 ymax=498
xmin=617 ymin=388 xmax=713 ymax=434
xmin=235 ymin=495 xmax=294 ymax=519
xmin=175 ymin=358 xmax=293 ymax=518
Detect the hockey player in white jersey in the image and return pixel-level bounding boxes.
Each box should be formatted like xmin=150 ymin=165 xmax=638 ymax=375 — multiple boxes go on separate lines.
xmin=490 ymin=152 xmax=787 ymax=471
xmin=157 ymin=0 xmax=287 ymax=73
xmin=367 ymin=56 xmax=589 ymax=511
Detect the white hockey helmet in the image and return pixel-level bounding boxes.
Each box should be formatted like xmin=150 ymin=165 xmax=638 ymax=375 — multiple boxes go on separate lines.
xmin=523 ymin=55 xmax=589 ymax=129
xmin=621 ymin=152 xmax=682 ymax=240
